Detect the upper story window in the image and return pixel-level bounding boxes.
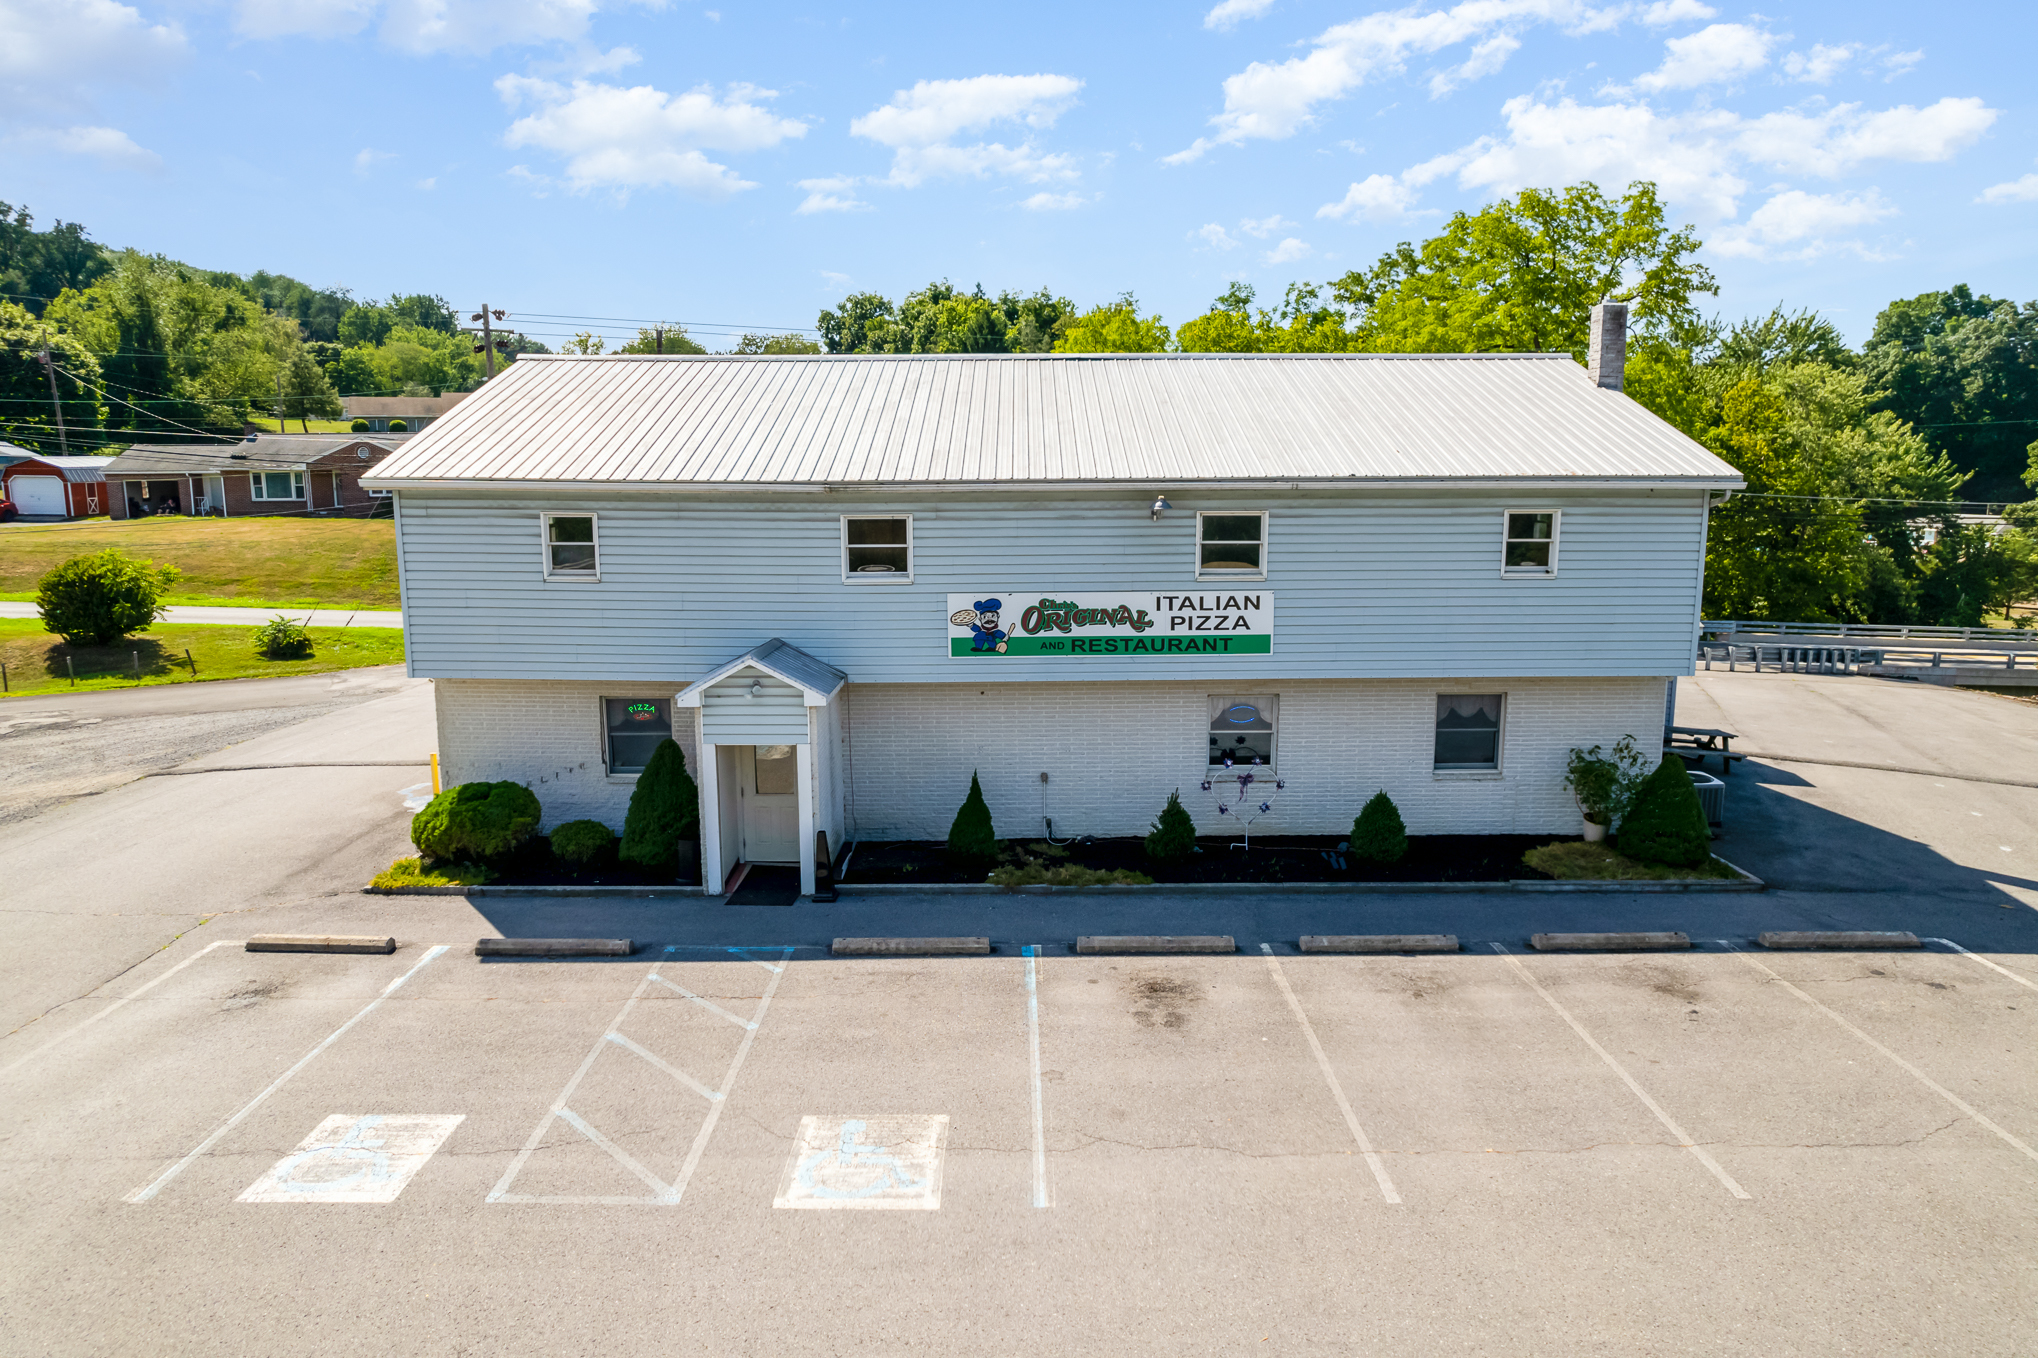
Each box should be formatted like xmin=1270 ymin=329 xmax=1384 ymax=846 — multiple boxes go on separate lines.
xmin=544 ymin=513 xmax=599 ymax=579
xmin=250 ymin=471 xmax=304 ymax=500
xmin=1208 ymin=695 xmax=1277 ymax=770
xmin=1198 ymin=512 xmax=1266 ymax=579
xmin=1502 ymin=510 xmax=1559 ymax=576
xmin=1434 ymin=694 xmax=1503 ymax=771
xmin=603 ymin=697 xmax=670 ymax=774
xmin=843 ymin=515 xmax=912 ymax=582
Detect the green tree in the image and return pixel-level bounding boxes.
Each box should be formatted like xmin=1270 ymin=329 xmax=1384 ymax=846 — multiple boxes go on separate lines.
xmin=1176 ymin=282 xmax=1357 ymax=353
xmin=1055 ymin=295 xmax=1173 ymax=353
xmin=387 ymin=293 xmax=459 ymax=334
xmin=281 ymin=347 xmax=343 ymax=429
xmin=732 ymin=332 xmax=823 ymax=354
xmin=36 ymin=549 xmax=180 ymax=646
xmin=0 ymin=202 xmax=110 ymax=315
xmin=1331 ymin=181 xmax=1716 ymax=355
xmin=0 ymin=299 xmax=104 ymax=454
xmin=613 ymin=325 xmax=707 ymax=354
xmin=818 ymin=292 xmax=896 ymax=353
xmin=338 ymin=303 xmax=394 ymax=347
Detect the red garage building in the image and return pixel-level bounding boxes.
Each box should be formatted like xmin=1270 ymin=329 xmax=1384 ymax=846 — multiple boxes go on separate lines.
xmin=0 ymin=446 xmax=114 ymax=520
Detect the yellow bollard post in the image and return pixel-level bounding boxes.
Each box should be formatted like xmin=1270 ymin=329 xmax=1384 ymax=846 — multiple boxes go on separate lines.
xmin=430 ymin=753 xmax=440 ymax=794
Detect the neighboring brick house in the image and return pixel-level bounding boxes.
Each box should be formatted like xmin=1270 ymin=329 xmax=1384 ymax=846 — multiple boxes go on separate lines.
xmin=342 ymin=394 xmax=468 ymax=432
xmin=102 ymin=433 xmax=410 ymax=519
xmin=0 ymin=446 xmax=115 ymax=518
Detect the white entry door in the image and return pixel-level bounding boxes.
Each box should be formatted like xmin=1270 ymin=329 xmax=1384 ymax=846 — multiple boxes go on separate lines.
xmin=737 ymin=744 xmax=800 ymax=863
xmin=12 ymin=476 xmax=65 ymax=516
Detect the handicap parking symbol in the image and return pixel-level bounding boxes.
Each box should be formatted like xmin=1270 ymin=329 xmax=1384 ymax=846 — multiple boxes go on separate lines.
xmin=238 ymin=1114 xmax=464 ymax=1204
xmin=773 ymin=1115 xmax=948 ymax=1211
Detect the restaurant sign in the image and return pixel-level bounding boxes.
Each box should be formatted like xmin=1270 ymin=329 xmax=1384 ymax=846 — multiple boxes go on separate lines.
xmin=947 ymin=592 xmax=1272 ymax=658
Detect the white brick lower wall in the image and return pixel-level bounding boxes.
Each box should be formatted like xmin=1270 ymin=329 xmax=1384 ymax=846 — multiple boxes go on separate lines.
xmin=842 ymin=676 xmax=1668 ymax=841
xmin=434 ymin=678 xmax=699 ymax=832
xmin=433 ymin=674 xmax=1666 ymax=843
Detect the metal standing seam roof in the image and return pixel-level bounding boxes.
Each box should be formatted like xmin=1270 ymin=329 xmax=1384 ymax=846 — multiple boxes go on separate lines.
xmin=0 ymin=452 xmax=116 ymax=482
xmin=364 ymin=352 xmax=1745 ymax=489
xmin=104 ymin=434 xmax=411 ymax=477
xmin=677 ymin=639 xmax=850 ymax=704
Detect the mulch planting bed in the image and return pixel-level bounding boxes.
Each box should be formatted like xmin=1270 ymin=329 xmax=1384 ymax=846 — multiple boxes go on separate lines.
xmin=842 ymin=835 xmax=1569 ymax=885
xmin=473 ymin=837 xmax=698 ymax=887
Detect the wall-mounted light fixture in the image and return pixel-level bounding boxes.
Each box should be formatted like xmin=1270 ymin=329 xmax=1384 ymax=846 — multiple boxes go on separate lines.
xmin=746 ymin=680 xmax=764 ymax=700
xmin=1150 ymin=495 xmax=1171 ymax=522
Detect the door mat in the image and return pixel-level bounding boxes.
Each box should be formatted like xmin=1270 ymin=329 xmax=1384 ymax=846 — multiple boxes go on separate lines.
xmin=729 ymin=864 xmax=801 ymax=907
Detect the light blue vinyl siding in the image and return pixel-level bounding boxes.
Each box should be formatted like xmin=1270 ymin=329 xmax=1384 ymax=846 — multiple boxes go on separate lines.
xmin=395 ymin=489 xmax=1707 ymax=681
xmin=700 ymin=671 xmax=809 ymax=743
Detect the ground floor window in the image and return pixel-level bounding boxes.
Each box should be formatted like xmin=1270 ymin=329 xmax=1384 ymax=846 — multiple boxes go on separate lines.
xmin=251 ymin=471 xmax=304 ymax=500
xmin=1434 ymin=694 xmax=1503 ymax=770
xmin=753 ymin=744 xmax=798 ymax=794
xmin=1209 ymin=694 xmax=1277 ymax=770
xmin=604 ymin=698 xmax=671 ymax=774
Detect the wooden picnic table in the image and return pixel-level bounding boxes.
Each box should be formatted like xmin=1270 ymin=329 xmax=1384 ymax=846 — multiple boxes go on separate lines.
xmin=1666 ymin=725 xmax=1747 ymax=774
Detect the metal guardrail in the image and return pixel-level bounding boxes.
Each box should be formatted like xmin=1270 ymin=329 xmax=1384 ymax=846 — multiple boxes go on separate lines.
xmin=1703 ymin=619 xmax=2034 ymax=644
xmin=1699 ymin=642 xmax=2038 ymax=674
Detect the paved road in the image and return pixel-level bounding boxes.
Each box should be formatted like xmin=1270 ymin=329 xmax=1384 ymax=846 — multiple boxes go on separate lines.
xmin=0 ymin=601 xmax=403 ymax=628
xmin=0 ymin=666 xmax=2032 ymax=1355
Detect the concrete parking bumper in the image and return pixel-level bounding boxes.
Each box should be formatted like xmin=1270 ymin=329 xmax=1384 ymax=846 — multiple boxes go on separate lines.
xmin=1076 ymin=936 xmax=1236 ymax=955
xmin=1759 ymin=930 xmax=1922 ymax=949
xmin=1299 ymin=934 xmax=1460 ymax=953
xmin=1529 ymin=931 xmax=1691 ymax=951
xmin=475 ymin=938 xmax=634 ymax=957
xmin=832 ymin=937 xmax=992 ymax=957
xmin=246 ymin=935 xmax=396 ymax=954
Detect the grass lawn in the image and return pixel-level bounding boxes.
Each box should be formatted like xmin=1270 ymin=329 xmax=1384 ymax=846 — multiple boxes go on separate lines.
xmin=1521 ymin=841 xmax=1745 ymax=881
xmin=0 ymin=516 xmax=398 ymax=609
xmin=242 ymin=417 xmax=364 ymax=434
xmin=0 ymin=618 xmax=405 ymax=698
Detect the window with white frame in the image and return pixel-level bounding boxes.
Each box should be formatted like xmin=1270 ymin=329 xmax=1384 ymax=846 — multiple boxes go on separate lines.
xmin=250 ymin=471 xmax=305 ymax=500
xmin=603 ymin=697 xmax=671 ymax=774
xmin=1502 ymin=511 xmax=1558 ymax=575
xmin=543 ymin=513 xmax=599 ymax=578
xmin=1198 ymin=512 xmax=1266 ymax=578
xmin=1434 ymin=694 xmax=1503 ymax=770
xmin=842 ymin=515 xmax=912 ymax=579
xmin=1208 ymin=695 xmax=1277 ymax=770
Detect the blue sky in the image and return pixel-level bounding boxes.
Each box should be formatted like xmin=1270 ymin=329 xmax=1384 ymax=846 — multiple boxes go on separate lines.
xmin=5 ymin=0 xmax=2034 ymax=349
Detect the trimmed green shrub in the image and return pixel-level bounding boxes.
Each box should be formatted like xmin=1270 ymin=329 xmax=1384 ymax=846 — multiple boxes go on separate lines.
xmin=350 ymin=418 xmax=371 ymax=432
xmin=1144 ymin=788 xmax=1197 ymax=861
xmin=1564 ymin=736 xmax=1652 ymax=826
xmin=619 ymin=739 xmax=699 ymax=874
xmin=1350 ymin=790 xmax=1408 ymax=864
xmin=35 ymin=548 xmax=180 ymax=646
xmin=946 ymin=771 xmax=998 ymax=863
xmin=387 ymin=419 xmax=408 ymax=432
xmin=551 ymin=819 xmax=616 ymax=866
xmin=1616 ymin=756 xmax=1711 ymax=866
xmin=253 ymin=614 xmax=314 ymax=660
xmin=411 ymin=781 xmax=542 ymax=860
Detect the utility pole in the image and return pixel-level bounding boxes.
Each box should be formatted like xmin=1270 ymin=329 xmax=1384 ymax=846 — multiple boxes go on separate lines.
xmin=275 ymin=370 xmax=287 ymax=435
xmin=655 ymin=326 xmax=664 ymax=355
xmin=37 ymin=331 xmax=69 ymax=457
xmin=468 ymin=305 xmax=510 ymax=379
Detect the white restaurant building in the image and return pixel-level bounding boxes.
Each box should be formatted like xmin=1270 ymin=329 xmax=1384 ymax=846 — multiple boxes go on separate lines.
xmin=365 ymin=307 xmax=1741 ymax=895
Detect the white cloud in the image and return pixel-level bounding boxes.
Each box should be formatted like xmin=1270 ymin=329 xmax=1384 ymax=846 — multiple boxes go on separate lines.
xmin=795 ymin=175 xmax=870 ymax=213
xmin=0 ymin=0 xmax=186 ymax=116
xmin=1020 ymin=191 xmax=1086 ymax=210
xmin=1316 ymin=172 xmax=1417 ymax=221
xmin=232 ymin=0 xmax=656 ymax=54
xmin=1711 ymin=188 xmax=1896 ymax=259
xmin=1735 ymin=97 xmax=1998 ymax=177
xmin=1264 ymin=236 xmax=1312 ymax=264
xmin=1979 ymin=172 xmax=2038 ymax=204
xmin=1204 ymin=0 xmax=1275 ymax=30
xmin=11 ymin=123 xmax=160 ymax=169
xmin=1630 ymin=22 xmax=1776 ymax=93
xmin=1641 ymin=0 xmax=1714 ymax=25
xmin=1239 ymin=213 xmax=1293 ymax=237
xmin=1165 ymin=0 xmax=1622 ymax=163
xmin=415 ymin=175 xmax=436 ymax=189
xmin=851 ymin=74 xmax=1083 ymax=189
xmin=820 ymin=270 xmax=851 ymax=288
xmin=496 ymin=76 xmax=805 ymax=197
xmin=1192 ymin=222 xmax=1240 ymax=250
xmin=353 ymin=147 xmax=395 ymax=175
xmin=1880 ymin=49 xmax=1923 ymax=80
xmin=1430 ymin=33 xmax=1521 ymax=97
xmin=1783 ymin=43 xmax=1856 ymax=84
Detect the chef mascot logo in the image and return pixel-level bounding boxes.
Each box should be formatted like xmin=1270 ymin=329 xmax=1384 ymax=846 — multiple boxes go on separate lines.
xmin=949 ymin=599 xmax=1009 ymax=655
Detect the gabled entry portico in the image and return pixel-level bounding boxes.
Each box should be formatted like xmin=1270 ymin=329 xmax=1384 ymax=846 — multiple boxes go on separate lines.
xmin=677 ymin=639 xmax=847 ymax=899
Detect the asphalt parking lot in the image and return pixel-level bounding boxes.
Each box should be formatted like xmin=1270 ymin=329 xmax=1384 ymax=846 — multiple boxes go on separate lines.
xmin=2 ymin=664 xmax=2034 ymax=1354
xmin=2 ymin=934 xmax=2033 ymax=1355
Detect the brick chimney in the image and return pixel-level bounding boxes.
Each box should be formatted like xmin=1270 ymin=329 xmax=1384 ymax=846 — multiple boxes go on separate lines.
xmin=1587 ymin=299 xmax=1628 ymax=391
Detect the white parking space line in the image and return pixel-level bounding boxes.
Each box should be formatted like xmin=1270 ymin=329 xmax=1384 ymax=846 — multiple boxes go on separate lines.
xmin=3 ymin=938 xmax=243 ymax=1077
xmin=1024 ymin=945 xmax=1048 ymax=1209
xmin=126 ymin=946 xmax=450 ymax=1203
xmin=1490 ymin=944 xmax=1751 ymax=1200
xmin=1260 ymin=945 xmax=1401 ymax=1204
xmin=1926 ymin=938 xmax=2038 ymax=992
xmin=1726 ymin=945 xmax=2038 ymax=1167
xmin=489 ymin=947 xmax=792 ymax=1207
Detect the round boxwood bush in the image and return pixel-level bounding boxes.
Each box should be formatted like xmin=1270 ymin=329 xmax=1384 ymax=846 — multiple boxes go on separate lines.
xmin=387 ymin=419 xmax=408 ymax=432
xmin=253 ymin=614 xmax=314 ymax=660
xmin=412 ymin=781 xmax=542 ymax=861
xmin=552 ymin=819 xmax=616 ymax=867
xmin=1350 ymin=789 xmax=1408 ymax=864
xmin=35 ymin=548 xmax=180 ymax=646
xmin=350 ymin=418 xmax=371 ymax=432
xmin=1616 ymin=756 xmax=1711 ymax=867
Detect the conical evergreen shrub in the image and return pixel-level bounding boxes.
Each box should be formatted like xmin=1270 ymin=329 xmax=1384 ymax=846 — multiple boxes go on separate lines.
xmin=619 ymin=739 xmax=700 ymax=874
xmin=1350 ymin=789 xmax=1408 ymax=864
xmin=1616 ymin=756 xmax=1710 ymax=866
xmin=1144 ymin=789 xmax=1197 ymax=861
xmin=947 ymin=771 xmax=998 ymax=864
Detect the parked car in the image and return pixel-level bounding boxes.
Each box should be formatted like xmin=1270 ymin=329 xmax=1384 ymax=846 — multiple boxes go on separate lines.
xmin=0 ymin=496 xmax=17 ymax=522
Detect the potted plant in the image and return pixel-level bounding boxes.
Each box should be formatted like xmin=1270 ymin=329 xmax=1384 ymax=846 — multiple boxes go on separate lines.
xmin=1564 ymin=736 xmax=1649 ymax=842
